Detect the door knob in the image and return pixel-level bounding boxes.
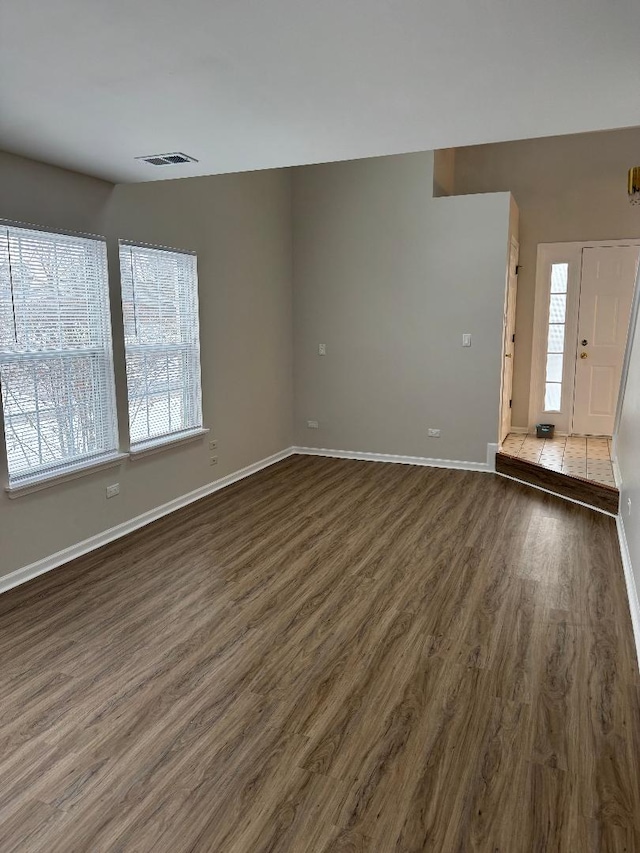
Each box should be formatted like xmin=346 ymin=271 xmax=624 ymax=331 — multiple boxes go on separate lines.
xmin=580 ymin=352 xmax=588 ymax=359
xmin=581 ymin=339 xmax=588 ymax=346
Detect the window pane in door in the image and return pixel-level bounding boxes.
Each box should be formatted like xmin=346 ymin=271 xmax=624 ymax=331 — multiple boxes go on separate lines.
xmin=543 ymin=262 xmax=570 ymax=414
xmin=545 ymin=353 xmax=563 ymax=383
xmin=549 ymin=294 xmax=567 ymax=323
xmin=545 ymin=383 xmax=562 ymax=411
xmin=547 ymin=324 xmax=565 ymax=353
xmin=550 ymin=263 xmax=569 ymax=293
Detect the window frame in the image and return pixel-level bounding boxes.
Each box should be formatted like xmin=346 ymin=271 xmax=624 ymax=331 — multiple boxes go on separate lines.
xmin=529 ymin=245 xmax=582 ymax=435
xmin=542 ymin=262 xmax=569 ymax=414
xmin=118 ymin=240 xmax=204 ymax=453
xmin=0 ymin=220 xmax=121 ymax=491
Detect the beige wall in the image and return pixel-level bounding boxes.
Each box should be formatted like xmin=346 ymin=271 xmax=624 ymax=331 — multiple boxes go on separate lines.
xmin=292 ymin=151 xmax=512 ymax=464
xmin=617 ymin=280 xmax=640 ymax=632
xmin=452 ymin=127 xmax=640 ymax=427
xmin=433 ymin=148 xmax=456 ymax=198
xmin=0 ymin=150 xmax=113 ymax=233
xmin=0 ymin=152 xmax=293 ymax=577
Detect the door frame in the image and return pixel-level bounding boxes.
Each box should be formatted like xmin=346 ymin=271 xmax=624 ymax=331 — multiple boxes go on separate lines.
xmin=613 ymin=254 xmax=640 ymax=458
xmin=529 ymin=238 xmax=640 ymax=435
xmin=499 ymin=237 xmax=519 ymax=443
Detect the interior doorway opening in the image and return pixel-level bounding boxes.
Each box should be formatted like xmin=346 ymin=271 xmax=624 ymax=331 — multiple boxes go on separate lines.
xmin=529 ymin=240 xmax=640 ymax=439
xmin=497 ymin=238 xmax=639 ymax=512
xmin=499 ymin=237 xmax=519 ymax=443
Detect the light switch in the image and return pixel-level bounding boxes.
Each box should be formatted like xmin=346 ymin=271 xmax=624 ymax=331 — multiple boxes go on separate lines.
xmin=462 ymin=333 xmax=472 ymax=347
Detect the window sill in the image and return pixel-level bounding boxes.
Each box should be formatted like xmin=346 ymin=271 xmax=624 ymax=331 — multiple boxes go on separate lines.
xmin=129 ymin=428 xmax=210 ymax=460
xmin=5 ymin=452 xmax=129 ymax=499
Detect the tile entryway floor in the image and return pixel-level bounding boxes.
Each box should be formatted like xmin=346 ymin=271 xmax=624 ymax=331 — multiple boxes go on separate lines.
xmin=501 ymin=433 xmax=616 ymax=487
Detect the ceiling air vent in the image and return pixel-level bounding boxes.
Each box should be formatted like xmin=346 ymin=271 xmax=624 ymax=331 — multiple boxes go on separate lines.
xmin=136 ymin=152 xmax=199 ymax=166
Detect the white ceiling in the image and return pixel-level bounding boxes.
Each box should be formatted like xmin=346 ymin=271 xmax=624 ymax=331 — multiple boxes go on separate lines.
xmin=1 ymin=0 xmax=639 ymax=184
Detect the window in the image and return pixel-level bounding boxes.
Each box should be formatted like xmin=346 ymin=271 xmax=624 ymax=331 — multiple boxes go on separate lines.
xmin=0 ymin=224 xmax=119 ymax=486
xmin=544 ymin=262 xmax=568 ymax=412
xmin=119 ymin=242 xmax=203 ymax=450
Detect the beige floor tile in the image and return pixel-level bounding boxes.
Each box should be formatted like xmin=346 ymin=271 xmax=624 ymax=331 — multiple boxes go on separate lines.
xmin=563 ymin=466 xmax=587 ymax=477
xmin=503 ymin=430 xmax=617 ymax=491
xmin=587 ymin=467 xmax=614 ymax=479
xmin=541 ymin=461 xmax=563 ymax=472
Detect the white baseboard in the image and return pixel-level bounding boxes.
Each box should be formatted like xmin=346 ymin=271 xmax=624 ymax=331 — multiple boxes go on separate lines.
xmin=523 ymin=427 xmax=570 ymax=437
xmin=0 ymin=447 xmax=295 ymax=597
xmin=293 ymin=445 xmax=493 ymax=473
xmin=617 ymin=514 xmax=640 ymax=673
xmin=611 ymin=448 xmax=622 ymax=489
xmin=486 ymin=443 xmax=498 ymax=472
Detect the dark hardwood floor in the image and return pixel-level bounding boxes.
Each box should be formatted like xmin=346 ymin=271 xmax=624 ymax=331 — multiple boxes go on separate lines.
xmin=0 ymin=455 xmax=639 ymax=852
xmin=496 ymin=451 xmax=620 ymax=514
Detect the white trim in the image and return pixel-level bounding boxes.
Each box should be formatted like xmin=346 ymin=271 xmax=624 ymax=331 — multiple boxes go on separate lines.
xmin=613 ymin=259 xmax=640 ymax=437
xmin=609 ymin=440 xmax=622 ymax=486
xmin=0 ymin=447 xmax=294 ymax=596
xmin=129 ymin=428 xmax=210 ymax=459
xmin=611 ymin=456 xmax=622 ymax=490
xmin=0 ymin=217 xmax=106 ymax=243
xmin=529 ymin=244 xmax=582 ymax=434
xmin=495 ymin=471 xmax=616 ymax=517
xmin=538 ymin=238 xmax=640 ymax=252
xmin=616 ymin=514 xmax=640 ymax=674
xmin=118 ymin=237 xmax=197 ymax=256
xmin=293 ymin=445 xmax=493 ymax=472
xmin=504 ymin=429 xmax=572 ymax=438
xmin=499 ymin=236 xmax=519 ymax=443
xmin=486 ymin=443 xmax=498 ymax=472
xmin=5 ymin=452 xmax=129 ymax=498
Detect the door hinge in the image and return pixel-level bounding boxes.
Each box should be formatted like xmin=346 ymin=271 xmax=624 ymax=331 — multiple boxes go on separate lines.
xmin=511 ymin=333 xmax=515 ymax=343
xmin=509 ymin=399 xmax=512 ymax=408
xmin=515 ymin=265 xmax=521 ymax=275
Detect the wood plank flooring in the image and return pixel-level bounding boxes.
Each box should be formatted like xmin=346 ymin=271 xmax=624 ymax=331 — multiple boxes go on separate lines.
xmin=495 ymin=452 xmax=620 ymax=514
xmin=0 ymin=455 xmax=639 ymax=852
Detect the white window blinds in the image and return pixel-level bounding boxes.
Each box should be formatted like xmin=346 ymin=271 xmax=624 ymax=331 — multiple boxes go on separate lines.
xmin=0 ymin=224 xmax=119 ymax=485
xmin=119 ymin=242 xmax=203 ymax=449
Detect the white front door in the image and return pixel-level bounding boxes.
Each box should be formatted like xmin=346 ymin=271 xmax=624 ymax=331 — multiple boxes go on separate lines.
xmin=572 ymin=245 xmax=639 ymax=435
xmin=500 ymin=239 xmax=518 ymax=442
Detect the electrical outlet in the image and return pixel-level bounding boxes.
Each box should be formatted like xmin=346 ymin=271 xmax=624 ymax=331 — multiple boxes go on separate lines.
xmin=106 ymin=483 xmax=120 ymax=499
xmin=318 ymin=343 xmax=327 ymax=356
xmin=428 ymin=428 xmax=441 ymax=437
xmin=628 ymin=497 xmax=632 ymax=517
xmin=209 ymin=439 xmax=218 ymax=450
xmin=210 ymin=456 xmax=218 ymax=466
xmin=307 ymin=420 xmax=319 ymax=429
